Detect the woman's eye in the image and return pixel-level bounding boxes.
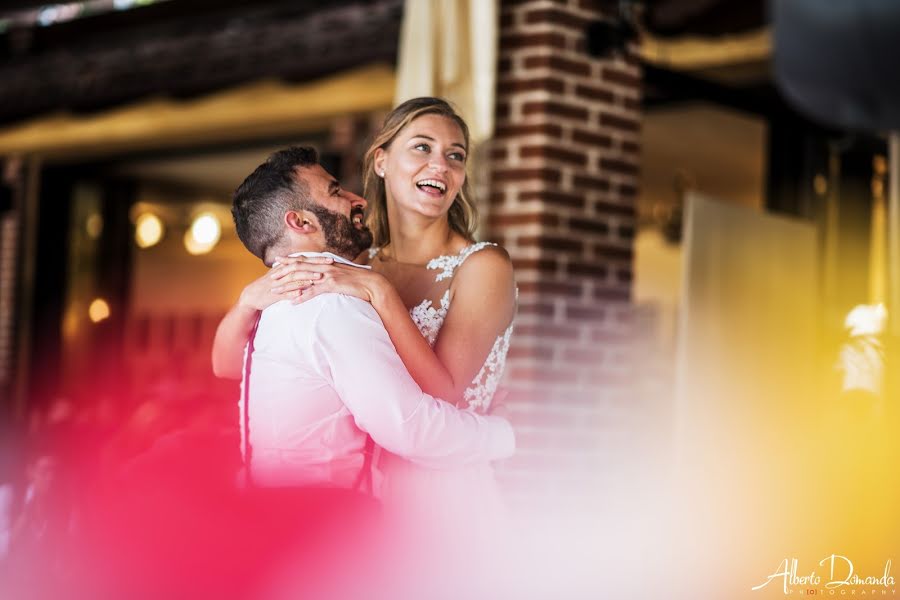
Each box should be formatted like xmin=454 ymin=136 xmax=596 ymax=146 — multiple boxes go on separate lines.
xmin=449 ymin=152 xmax=466 ymax=162
xmin=414 ymin=143 xmax=430 ymax=152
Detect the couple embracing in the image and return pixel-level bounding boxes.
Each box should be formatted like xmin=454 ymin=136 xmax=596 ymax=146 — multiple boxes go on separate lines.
xmin=213 ymin=97 xmax=518 ymax=565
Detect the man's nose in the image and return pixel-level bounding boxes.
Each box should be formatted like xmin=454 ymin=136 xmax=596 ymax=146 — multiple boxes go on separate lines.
xmin=348 ymin=191 xmax=367 ymax=209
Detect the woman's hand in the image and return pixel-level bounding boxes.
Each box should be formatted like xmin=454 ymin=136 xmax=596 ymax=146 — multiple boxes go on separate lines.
xmin=278 ymin=262 xmax=390 ymax=306
xmin=241 ymin=255 xmax=334 ymax=309
xmin=211 ymin=255 xmax=334 ymax=379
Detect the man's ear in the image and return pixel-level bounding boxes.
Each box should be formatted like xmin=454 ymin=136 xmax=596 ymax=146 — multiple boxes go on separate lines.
xmin=284 ymin=210 xmax=317 ymax=234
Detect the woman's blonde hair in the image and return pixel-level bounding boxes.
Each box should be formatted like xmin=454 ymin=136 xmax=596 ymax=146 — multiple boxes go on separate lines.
xmin=363 ymin=97 xmax=478 ymax=247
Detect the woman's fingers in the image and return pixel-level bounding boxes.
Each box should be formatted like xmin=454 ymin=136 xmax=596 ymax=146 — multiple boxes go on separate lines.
xmin=291 ymin=273 xmax=350 ymax=304
xmin=269 ymin=256 xmax=330 ymax=280
xmin=272 ymin=255 xmax=334 ymax=268
xmin=293 ymin=283 xmax=327 ymax=304
xmin=270 ymin=262 xmax=334 ymax=281
xmin=271 ymin=268 xmax=326 ymax=285
xmin=273 ymin=270 xmax=323 ymax=283
xmin=271 ymin=273 xmax=321 ymax=294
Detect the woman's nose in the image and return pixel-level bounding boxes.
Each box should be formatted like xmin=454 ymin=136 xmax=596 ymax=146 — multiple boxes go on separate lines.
xmin=428 ymin=154 xmax=449 ymax=172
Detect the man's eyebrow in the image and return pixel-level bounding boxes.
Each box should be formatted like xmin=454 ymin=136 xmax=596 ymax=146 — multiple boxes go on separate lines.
xmin=327 ymin=179 xmax=341 ymax=194
xmin=409 ymin=134 xmax=467 ymax=151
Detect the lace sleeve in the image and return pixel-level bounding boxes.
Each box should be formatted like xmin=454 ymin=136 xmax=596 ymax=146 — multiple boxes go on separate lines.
xmin=462 ymin=324 xmax=514 ymax=412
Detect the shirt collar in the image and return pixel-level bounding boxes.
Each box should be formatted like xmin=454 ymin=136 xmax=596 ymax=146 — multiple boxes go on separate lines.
xmin=277 ymin=251 xmax=372 ymax=270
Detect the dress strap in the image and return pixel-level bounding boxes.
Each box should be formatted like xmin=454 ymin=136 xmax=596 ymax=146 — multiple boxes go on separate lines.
xmin=426 ymin=241 xmax=497 ymax=282
xmin=241 ymin=315 xmax=261 ymax=487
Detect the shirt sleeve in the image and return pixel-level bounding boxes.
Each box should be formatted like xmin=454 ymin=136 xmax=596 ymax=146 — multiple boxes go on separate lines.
xmin=306 ymin=294 xmax=515 ymax=467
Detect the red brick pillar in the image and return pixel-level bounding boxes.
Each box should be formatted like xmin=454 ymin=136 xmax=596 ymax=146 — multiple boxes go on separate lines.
xmin=487 ymin=0 xmax=641 ymax=506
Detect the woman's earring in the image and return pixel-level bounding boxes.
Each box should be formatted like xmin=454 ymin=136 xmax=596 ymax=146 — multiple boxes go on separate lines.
xmin=379 ymin=170 xmax=385 ymax=177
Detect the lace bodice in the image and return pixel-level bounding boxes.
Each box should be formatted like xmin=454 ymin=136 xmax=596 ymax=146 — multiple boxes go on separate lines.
xmin=369 ymin=242 xmax=514 ymax=411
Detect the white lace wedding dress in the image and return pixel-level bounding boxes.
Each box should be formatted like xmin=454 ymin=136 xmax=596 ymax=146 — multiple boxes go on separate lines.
xmin=369 ymin=242 xmax=514 ymax=542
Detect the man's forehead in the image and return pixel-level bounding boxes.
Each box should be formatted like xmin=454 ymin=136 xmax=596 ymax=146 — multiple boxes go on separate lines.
xmin=295 ymin=163 xmax=339 ymax=188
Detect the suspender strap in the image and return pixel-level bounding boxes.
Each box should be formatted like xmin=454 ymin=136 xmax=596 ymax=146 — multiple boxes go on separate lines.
xmin=352 ymin=435 xmax=375 ymax=494
xmin=242 ymin=316 xmax=261 ymax=487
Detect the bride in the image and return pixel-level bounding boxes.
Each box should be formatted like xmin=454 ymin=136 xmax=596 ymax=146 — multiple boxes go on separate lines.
xmin=212 ymin=97 xmax=516 ymax=541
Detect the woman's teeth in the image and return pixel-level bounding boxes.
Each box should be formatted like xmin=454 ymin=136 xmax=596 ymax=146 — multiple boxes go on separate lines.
xmin=416 ymin=179 xmax=446 ymax=193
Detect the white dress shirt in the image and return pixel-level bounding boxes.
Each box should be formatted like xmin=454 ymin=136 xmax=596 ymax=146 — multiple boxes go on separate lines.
xmin=240 ymin=253 xmax=515 ymax=490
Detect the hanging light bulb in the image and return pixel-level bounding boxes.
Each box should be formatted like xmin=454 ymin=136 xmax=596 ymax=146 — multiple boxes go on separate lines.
xmin=184 ymin=212 xmax=221 ymax=255
xmin=88 ymin=298 xmax=110 ymax=323
xmin=135 ymin=212 xmax=164 ymax=248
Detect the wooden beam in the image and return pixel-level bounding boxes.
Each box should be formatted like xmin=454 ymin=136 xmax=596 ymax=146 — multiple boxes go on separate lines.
xmin=0 ymin=63 xmax=396 ymax=160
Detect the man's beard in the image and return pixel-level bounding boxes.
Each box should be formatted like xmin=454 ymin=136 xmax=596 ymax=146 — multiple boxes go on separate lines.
xmin=308 ymin=205 xmax=373 ymax=260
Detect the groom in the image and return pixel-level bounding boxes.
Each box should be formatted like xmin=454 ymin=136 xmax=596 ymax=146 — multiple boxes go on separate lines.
xmin=230 ymin=146 xmax=515 ymax=490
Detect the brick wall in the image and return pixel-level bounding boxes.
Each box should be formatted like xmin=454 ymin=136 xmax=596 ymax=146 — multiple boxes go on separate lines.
xmin=487 ymin=0 xmax=642 ymax=508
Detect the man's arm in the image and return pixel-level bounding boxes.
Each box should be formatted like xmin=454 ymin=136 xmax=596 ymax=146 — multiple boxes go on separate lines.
xmin=307 ymin=295 xmax=515 ymax=467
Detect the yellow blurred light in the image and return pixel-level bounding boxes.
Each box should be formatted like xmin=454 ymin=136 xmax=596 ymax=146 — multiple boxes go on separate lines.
xmin=85 ymin=213 xmax=103 ymax=239
xmin=184 ymin=212 xmax=220 ymax=255
xmin=190 ymin=213 xmax=221 ymax=244
xmin=813 ymin=173 xmax=828 ymax=196
xmin=135 ymin=212 xmax=164 ymax=248
xmin=88 ymin=298 xmax=110 ymax=323
xmin=845 ymin=303 xmax=886 ymax=337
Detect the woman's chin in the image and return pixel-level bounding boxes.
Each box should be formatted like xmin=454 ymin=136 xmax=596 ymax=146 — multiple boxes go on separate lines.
xmin=401 ymin=197 xmax=452 ymax=219
xmin=417 ymin=204 xmax=451 ymax=219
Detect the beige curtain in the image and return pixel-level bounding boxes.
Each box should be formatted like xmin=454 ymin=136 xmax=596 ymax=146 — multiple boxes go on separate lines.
xmin=394 ymin=0 xmax=498 ymax=144
xmin=671 ymin=192 xmax=822 ymax=597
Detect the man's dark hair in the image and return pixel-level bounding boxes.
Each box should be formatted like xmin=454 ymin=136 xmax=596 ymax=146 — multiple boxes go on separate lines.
xmin=232 ymin=146 xmax=319 ymax=264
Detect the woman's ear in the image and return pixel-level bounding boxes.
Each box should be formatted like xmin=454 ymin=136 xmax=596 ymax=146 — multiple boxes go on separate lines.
xmin=373 ymin=148 xmax=386 ymax=178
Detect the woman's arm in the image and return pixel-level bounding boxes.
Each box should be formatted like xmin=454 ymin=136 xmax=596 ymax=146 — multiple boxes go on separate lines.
xmin=288 ymin=265 xmax=461 ymax=401
xmin=369 ymin=283 xmax=463 ymax=403
xmin=210 ymin=255 xmax=333 ymax=379
xmin=291 ymin=247 xmax=516 ymax=406
xmin=429 ymin=247 xmax=517 ymax=406
xmin=211 ymin=302 xmax=261 ymax=380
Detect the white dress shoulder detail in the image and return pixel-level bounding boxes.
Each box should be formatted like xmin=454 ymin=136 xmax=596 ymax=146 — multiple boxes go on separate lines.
xmin=410 ymin=290 xmax=451 ymax=347
xmin=426 ymin=241 xmax=496 ymax=282
xmin=374 ymin=242 xmax=515 ymax=411
xmin=406 ymin=242 xmax=514 ymax=412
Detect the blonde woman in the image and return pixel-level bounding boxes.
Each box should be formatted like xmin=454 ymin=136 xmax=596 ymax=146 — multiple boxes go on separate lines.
xmin=213 ymin=98 xmax=516 ymax=535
